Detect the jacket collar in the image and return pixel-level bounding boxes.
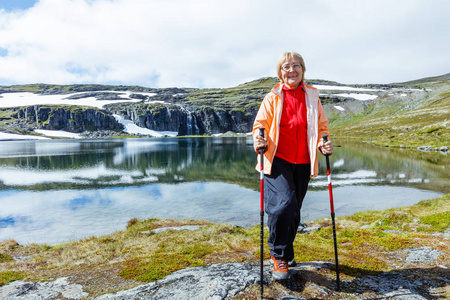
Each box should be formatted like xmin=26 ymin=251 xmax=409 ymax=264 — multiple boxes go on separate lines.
xmin=272 ymin=81 xmax=315 ymax=98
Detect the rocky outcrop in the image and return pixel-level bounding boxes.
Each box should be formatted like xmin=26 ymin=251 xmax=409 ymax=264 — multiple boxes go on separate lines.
xmin=1 ymin=249 xmax=447 ymax=300
xmin=11 ymin=105 xmax=123 ymax=133
xmin=0 ymin=277 xmax=88 ymax=299
xmin=96 ymin=262 xmax=269 ymax=300
xmin=105 ymin=103 xmax=257 ymax=135
xmin=0 ymin=78 xmax=435 ymax=137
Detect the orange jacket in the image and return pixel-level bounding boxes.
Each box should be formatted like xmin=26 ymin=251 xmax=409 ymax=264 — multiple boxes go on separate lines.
xmin=253 ymin=82 xmax=329 ymax=177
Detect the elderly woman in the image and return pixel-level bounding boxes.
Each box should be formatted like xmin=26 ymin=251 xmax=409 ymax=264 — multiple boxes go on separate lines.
xmin=253 ymin=51 xmax=334 ymax=280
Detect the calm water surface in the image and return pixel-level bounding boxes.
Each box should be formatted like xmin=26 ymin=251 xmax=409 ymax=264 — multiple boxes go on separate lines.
xmin=0 ymin=137 xmax=447 ymax=244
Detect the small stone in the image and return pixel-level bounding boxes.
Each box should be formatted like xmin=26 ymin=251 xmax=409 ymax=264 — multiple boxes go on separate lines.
xmin=383 ymin=230 xmax=403 ymax=234
xmin=405 ymin=247 xmax=445 ymax=262
xmin=417 ymin=146 xmax=431 ymax=151
xmin=299 ymin=226 xmax=321 ymax=234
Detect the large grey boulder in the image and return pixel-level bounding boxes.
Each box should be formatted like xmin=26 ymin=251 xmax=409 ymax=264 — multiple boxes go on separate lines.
xmin=0 ymin=277 xmax=88 ymax=299
xmin=95 ymin=262 xmax=270 ymax=300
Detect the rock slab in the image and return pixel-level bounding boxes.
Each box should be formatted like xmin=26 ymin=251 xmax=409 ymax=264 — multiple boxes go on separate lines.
xmin=95 ymin=262 xmax=270 ymax=300
xmin=405 ymin=246 xmax=446 ymax=262
xmin=0 ymin=277 xmax=88 ymax=299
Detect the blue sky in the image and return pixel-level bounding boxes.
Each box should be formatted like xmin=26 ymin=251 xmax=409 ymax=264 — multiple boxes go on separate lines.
xmin=0 ymin=0 xmax=37 ymax=11
xmin=0 ymin=0 xmax=449 ymax=88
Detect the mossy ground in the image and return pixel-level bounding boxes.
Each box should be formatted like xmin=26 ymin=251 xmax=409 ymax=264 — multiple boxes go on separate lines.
xmin=0 ymin=195 xmax=448 ymax=299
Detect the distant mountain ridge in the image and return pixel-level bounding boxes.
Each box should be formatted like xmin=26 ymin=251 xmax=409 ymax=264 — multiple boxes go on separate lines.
xmin=391 ymin=73 xmax=450 ymax=85
xmin=0 ymin=73 xmax=448 ymax=148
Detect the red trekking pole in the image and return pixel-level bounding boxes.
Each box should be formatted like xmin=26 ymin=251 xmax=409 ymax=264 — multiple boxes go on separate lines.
xmin=322 ymin=134 xmax=340 ymax=291
xmin=258 ymin=127 xmax=266 ymax=298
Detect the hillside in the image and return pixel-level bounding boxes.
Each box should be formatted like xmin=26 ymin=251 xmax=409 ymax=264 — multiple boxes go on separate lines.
xmin=329 ymin=74 xmax=450 ymax=149
xmin=0 ymin=74 xmax=448 ymax=149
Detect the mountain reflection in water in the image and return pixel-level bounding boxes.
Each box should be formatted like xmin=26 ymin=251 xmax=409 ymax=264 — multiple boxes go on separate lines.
xmin=0 ymin=137 xmax=446 ymax=244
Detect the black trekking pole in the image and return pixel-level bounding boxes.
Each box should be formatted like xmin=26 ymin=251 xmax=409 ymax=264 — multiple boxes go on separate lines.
xmin=322 ymin=134 xmax=340 ymax=291
xmin=258 ymin=127 xmax=266 ymax=298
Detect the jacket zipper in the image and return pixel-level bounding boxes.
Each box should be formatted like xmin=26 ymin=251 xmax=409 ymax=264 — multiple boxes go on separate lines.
xmin=271 ymin=86 xmax=283 ymax=166
xmin=294 ymin=89 xmax=298 ymax=164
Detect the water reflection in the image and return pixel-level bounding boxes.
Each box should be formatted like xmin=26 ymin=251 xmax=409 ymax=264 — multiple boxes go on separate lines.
xmin=0 ymin=137 xmax=447 ymax=244
xmin=0 ymin=183 xmax=442 ymax=245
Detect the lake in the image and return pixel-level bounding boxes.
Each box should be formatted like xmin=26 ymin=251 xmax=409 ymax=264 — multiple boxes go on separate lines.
xmin=0 ymin=137 xmax=447 ymax=245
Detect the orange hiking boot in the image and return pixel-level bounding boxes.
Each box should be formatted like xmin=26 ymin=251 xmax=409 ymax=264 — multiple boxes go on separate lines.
xmin=271 ymin=255 xmax=290 ymax=280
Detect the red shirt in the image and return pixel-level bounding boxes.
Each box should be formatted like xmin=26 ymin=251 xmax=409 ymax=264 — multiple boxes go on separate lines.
xmin=275 ymin=83 xmax=310 ymax=164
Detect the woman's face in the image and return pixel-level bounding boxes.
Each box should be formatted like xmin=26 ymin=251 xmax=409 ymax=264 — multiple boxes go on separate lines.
xmin=281 ymin=58 xmax=302 ymax=89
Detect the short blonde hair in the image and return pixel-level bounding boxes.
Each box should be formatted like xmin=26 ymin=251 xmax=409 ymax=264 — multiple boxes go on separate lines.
xmin=276 ymin=52 xmax=306 ymax=83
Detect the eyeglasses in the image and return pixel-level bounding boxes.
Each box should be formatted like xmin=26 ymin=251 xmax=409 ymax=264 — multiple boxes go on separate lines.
xmin=281 ymin=63 xmax=302 ymax=71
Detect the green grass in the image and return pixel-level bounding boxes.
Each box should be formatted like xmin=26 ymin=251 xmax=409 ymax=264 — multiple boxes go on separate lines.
xmin=0 ymin=253 xmax=13 ymax=263
xmin=120 ymin=253 xmax=205 ymax=282
xmin=0 ymin=271 xmax=24 ymax=286
xmin=420 ymin=211 xmax=450 ymax=232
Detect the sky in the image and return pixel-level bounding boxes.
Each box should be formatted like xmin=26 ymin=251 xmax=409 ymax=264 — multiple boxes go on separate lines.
xmin=0 ymin=0 xmax=449 ymax=88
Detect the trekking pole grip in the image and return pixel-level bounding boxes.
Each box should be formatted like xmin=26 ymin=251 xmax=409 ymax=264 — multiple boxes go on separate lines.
xmin=322 ymin=134 xmax=328 ymax=145
xmin=322 ymin=134 xmax=330 ymax=155
xmin=258 ymin=128 xmax=265 ymax=153
xmin=322 ymin=134 xmax=331 ymax=169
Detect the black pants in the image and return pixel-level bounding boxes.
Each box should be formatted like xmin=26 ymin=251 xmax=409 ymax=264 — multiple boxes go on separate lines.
xmin=265 ymin=156 xmax=310 ymax=261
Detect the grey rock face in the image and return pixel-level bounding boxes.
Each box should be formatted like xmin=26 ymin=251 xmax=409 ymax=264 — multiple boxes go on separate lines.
xmin=384 ymin=288 xmax=428 ymax=300
xmin=95 ymin=262 xmax=271 ymax=300
xmin=0 ymin=277 xmax=88 ymax=299
xmin=13 ymin=105 xmax=123 ymax=133
xmin=106 ymin=103 xmax=256 ymax=136
xmin=354 ymin=273 xmax=418 ymax=296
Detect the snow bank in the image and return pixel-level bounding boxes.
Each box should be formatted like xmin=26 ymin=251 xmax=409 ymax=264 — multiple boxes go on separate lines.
xmin=334 ymin=93 xmax=378 ymax=101
xmin=0 ymin=91 xmax=178 ymax=139
xmin=34 ymin=129 xmax=82 ymax=139
xmin=0 ymin=91 xmax=149 ymax=109
xmin=313 ymin=84 xmax=381 ymax=92
xmin=319 ymin=91 xmax=378 ymax=101
xmin=113 ymin=114 xmax=177 ymax=137
xmin=0 ymin=132 xmax=49 ymax=140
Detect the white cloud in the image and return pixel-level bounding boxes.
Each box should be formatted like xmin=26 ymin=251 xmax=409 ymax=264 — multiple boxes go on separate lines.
xmin=0 ymin=0 xmax=449 ymax=88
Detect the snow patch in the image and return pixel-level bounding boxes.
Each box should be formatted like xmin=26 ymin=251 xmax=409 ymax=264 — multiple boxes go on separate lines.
xmin=313 ymin=84 xmax=381 ymax=92
xmin=113 ymin=114 xmax=177 ymax=137
xmin=0 ymin=131 xmax=49 ymax=140
xmin=0 ymin=91 xmax=147 ymax=109
xmin=35 ymin=130 xmax=82 ymax=139
xmin=334 ymin=93 xmax=378 ymax=101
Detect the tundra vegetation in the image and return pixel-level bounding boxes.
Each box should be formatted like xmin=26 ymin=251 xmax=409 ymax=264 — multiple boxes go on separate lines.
xmin=0 ymin=195 xmax=448 ymax=298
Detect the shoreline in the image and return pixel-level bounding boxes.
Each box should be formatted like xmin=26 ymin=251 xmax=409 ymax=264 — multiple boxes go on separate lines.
xmin=0 ymin=194 xmax=449 ymax=299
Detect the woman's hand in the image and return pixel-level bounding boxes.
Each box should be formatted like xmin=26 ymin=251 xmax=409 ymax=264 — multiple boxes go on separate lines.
xmin=254 ymin=135 xmax=268 ymax=151
xmin=321 ymin=140 xmax=334 ymax=155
